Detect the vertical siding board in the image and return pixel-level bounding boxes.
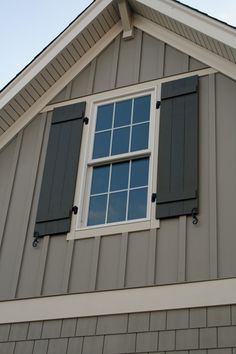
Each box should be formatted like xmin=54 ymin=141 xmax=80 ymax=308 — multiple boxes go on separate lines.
xmin=208 ymin=74 xmax=218 ymax=279
xmin=16 ymin=114 xmax=52 ymax=299
xmin=41 ymin=236 xmax=69 ymax=296
xmin=186 ymin=76 xmax=210 ymax=282
xmin=10 ymin=117 xmax=47 ymax=298
xmin=155 ymin=219 xmax=179 ymax=284
xmin=96 ymin=235 xmax=122 ymax=290
xmin=70 ymin=65 xmax=92 ymax=99
xmin=0 ymin=134 xmax=21 ymax=250
xmin=189 ymin=58 xmax=207 ymax=71
xmin=139 ymin=33 xmax=165 ymax=82
xmin=69 ymin=238 xmax=95 ymax=293
xmin=216 ymin=74 xmax=236 ymax=277
xmin=50 ymin=87 xmax=67 ymax=104
xmin=125 ymin=231 xmax=152 ymax=287
xmin=93 ymin=37 xmax=119 ymax=93
xmin=0 ymin=116 xmax=46 ymax=300
xmin=116 ymin=29 xmax=142 ymax=88
xmin=164 ymin=45 xmax=189 ymax=76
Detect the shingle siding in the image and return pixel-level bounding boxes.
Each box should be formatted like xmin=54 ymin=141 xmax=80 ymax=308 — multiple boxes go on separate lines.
xmin=1 ymin=306 xmax=236 ymax=353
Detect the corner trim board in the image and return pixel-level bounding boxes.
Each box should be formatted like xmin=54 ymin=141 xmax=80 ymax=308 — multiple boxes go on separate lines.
xmin=1 ymin=278 xmax=236 ymax=323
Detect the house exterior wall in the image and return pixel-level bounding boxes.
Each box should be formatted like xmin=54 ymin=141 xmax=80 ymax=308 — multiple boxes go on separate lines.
xmin=1 ymin=306 xmax=236 ymax=353
xmin=0 ymin=31 xmax=236 ymax=301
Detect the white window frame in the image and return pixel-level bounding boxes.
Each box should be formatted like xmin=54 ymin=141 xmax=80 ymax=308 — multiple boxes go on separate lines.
xmin=61 ymin=68 xmax=215 ymax=240
xmin=67 ymin=82 xmax=160 ymax=240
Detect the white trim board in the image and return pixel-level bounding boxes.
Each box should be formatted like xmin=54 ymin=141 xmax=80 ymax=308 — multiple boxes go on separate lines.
xmin=134 ymin=15 xmax=236 ymax=81
xmin=0 ymin=67 xmax=216 ymax=153
xmin=1 ymin=278 xmax=236 ymax=324
xmin=136 ymin=0 xmax=236 ymax=49
xmin=0 ymin=0 xmax=113 ymax=108
xmin=0 ymin=22 xmax=122 ymax=153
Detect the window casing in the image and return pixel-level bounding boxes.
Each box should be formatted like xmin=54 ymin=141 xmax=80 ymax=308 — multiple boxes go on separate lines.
xmin=74 ymin=86 xmax=159 ymax=237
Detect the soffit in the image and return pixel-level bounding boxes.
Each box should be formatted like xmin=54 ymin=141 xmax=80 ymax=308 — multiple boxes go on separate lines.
xmin=0 ymin=1 xmax=120 ymax=136
xmin=129 ymin=0 xmax=236 ymax=64
xmin=0 ymin=0 xmax=236 ymax=139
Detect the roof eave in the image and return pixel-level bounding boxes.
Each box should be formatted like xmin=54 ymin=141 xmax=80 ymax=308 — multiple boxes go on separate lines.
xmin=136 ymin=0 xmax=236 ymax=49
xmin=0 ymin=0 xmax=112 ymax=109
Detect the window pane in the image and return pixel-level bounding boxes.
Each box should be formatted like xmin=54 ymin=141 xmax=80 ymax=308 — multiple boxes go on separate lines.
xmin=110 ymin=161 xmax=129 ymax=191
xmin=91 ymin=165 xmax=110 ymax=195
xmin=114 ymin=100 xmax=132 ymax=127
xmin=93 ymin=131 xmax=111 ymax=158
xmin=111 ymin=127 xmax=130 ymax=155
xmin=87 ymin=195 xmax=107 ymax=226
xmin=128 ymin=188 xmax=147 ymax=220
xmin=107 ymin=191 xmax=127 ymax=223
xmin=96 ymin=104 xmax=114 ymax=131
xmin=131 ymin=123 xmax=149 ymax=151
xmin=133 ymin=95 xmax=151 ymax=123
xmin=130 ymin=158 xmax=149 ymax=188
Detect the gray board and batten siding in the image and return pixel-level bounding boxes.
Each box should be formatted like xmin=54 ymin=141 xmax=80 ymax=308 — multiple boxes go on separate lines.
xmin=0 ymin=29 xmax=236 ymax=301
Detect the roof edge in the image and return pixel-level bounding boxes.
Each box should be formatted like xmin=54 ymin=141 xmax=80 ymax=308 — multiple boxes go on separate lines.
xmin=0 ymin=0 xmax=112 ymax=109
xmin=136 ymin=0 xmax=236 ymax=49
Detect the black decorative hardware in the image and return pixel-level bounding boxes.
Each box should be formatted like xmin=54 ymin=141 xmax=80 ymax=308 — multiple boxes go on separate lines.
xmin=151 ymin=193 xmax=157 ymax=203
xmin=191 ymin=208 xmax=198 ymax=225
xmin=32 ymin=232 xmax=44 ymax=248
xmin=83 ymin=117 xmax=89 ymax=125
xmin=72 ymin=205 xmax=78 ymax=215
xmin=156 ymin=101 xmax=161 ymax=109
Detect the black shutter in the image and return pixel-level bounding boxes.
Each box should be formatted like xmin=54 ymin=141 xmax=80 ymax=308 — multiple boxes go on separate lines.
xmin=156 ymin=76 xmax=198 ymax=219
xmin=34 ymin=102 xmax=86 ymax=236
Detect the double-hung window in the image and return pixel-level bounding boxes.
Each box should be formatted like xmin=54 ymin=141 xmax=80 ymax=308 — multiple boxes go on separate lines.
xmin=34 ymin=74 xmax=199 ymax=241
xmin=77 ymin=88 xmax=158 ymax=235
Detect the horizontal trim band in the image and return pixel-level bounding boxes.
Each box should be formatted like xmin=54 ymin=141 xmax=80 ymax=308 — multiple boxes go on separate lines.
xmin=1 ymin=278 xmax=236 ymax=323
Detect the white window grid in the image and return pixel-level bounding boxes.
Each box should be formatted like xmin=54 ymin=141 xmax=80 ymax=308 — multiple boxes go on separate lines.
xmin=75 ymin=86 xmax=159 ymax=232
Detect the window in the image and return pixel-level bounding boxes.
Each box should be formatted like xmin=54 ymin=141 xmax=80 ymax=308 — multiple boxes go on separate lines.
xmin=76 ymin=88 xmax=158 ymax=234
xmin=34 ymin=74 xmax=199 ymax=241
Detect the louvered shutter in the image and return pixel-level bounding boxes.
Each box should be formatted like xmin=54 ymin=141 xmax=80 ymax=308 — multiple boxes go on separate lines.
xmin=156 ymin=76 xmax=198 ymax=219
xmin=34 ymin=102 xmax=86 ymax=236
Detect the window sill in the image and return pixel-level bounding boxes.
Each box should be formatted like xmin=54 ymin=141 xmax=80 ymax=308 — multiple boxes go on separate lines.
xmin=67 ymin=219 xmax=160 ymax=240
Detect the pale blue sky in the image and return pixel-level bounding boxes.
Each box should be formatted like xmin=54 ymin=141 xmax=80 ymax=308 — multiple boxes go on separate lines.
xmin=1 ymin=0 xmax=235 ymax=90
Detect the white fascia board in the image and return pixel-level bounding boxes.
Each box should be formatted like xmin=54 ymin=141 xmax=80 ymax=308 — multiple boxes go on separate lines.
xmin=0 ymin=22 xmax=122 ymax=152
xmin=136 ymin=0 xmax=236 ymax=49
xmin=1 ymin=278 xmax=236 ymax=323
xmin=0 ymin=0 xmax=113 ymax=109
xmin=134 ymin=15 xmax=236 ymax=81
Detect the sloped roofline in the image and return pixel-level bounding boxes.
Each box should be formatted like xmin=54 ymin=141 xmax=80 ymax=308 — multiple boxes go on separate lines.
xmin=0 ymin=0 xmax=236 ymax=111
xmin=137 ymin=0 xmax=236 ymax=49
xmin=0 ymin=1 xmax=96 ymax=94
xmin=0 ymin=0 xmax=112 ymax=108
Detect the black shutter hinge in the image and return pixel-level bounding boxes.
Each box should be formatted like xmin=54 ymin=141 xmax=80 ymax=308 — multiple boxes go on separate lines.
xmin=191 ymin=208 xmax=198 ymax=225
xmin=151 ymin=193 xmax=157 ymax=203
xmin=32 ymin=231 xmax=44 ymax=248
xmin=72 ymin=205 xmax=78 ymax=215
xmin=83 ymin=117 xmax=89 ymax=125
xmin=156 ymin=101 xmax=161 ymax=109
